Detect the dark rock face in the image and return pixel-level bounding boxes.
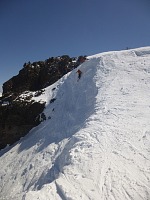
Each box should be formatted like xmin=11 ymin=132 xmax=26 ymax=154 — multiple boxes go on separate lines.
xmin=3 ymin=55 xmax=86 ymax=96
xmin=0 ymin=99 xmax=45 ymax=150
xmin=0 ymin=55 xmax=87 ymax=150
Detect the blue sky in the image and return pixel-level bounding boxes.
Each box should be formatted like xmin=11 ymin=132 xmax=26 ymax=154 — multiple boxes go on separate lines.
xmin=0 ymin=0 xmax=150 ymax=87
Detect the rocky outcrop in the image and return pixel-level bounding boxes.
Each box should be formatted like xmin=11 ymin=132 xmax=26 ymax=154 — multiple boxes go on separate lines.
xmin=2 ymin=55 xmax=86 ymax=97
xmin=0 ymin=97 xmax=45 ymax=150
xmin=0 ymin=55 xmax=86 ymax=150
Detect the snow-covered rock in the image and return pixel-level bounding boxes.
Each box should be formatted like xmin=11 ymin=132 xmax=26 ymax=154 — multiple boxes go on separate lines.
xmin=1 ymin=47 xmax=150 ymax=200
xmin=0 ymin=84 xmax=2 ymax=96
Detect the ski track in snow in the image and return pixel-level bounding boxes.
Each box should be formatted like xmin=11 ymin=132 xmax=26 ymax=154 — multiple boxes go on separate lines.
xmin=1 ymin=47 xmax=150 ymax=200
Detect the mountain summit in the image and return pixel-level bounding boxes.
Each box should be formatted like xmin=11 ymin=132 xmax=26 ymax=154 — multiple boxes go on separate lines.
xmin=1 ymin=47 xmax=150 ymax=200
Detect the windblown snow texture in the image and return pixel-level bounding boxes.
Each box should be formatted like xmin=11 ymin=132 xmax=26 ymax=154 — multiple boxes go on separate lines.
xmin=1 ymin=47 xmax=150 ymax=200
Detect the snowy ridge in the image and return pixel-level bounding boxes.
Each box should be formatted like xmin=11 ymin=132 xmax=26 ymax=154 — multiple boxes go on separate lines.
xmin=1 ymin=47 xmax=150 ymax=200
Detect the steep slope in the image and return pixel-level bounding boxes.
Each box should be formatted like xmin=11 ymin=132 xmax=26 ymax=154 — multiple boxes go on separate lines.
xmin=1 ymin=47 xmax=150 ymax=200
xmin=0 ymin=55 xmax=86 ymax=150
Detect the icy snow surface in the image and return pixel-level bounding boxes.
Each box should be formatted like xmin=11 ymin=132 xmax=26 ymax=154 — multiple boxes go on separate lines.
xmin=1 ymin=47 xmax=150 ymax=200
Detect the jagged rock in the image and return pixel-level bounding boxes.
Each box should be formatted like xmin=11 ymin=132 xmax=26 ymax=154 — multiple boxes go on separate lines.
xmin=2 ymin=55 xmax=86 ymax=97
xmin=0 ymin=55 xmax=87 ymax=150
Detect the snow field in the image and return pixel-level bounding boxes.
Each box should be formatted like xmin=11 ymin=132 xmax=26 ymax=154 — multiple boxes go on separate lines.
xmin=0 ymin=47 xmax=150 ymax=200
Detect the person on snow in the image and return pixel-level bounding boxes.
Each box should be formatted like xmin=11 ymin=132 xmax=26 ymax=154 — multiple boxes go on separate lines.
xmin=76 ymin=69 xmax=82 ymax=80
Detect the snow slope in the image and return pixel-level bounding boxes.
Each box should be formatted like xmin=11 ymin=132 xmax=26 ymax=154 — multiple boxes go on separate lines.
xmin=1 ymin=47 xmax=150 ymax=200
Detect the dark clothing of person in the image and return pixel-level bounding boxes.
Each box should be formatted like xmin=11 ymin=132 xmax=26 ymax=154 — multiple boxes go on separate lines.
xmin=76 ymin=69 xmax=82 ymax=79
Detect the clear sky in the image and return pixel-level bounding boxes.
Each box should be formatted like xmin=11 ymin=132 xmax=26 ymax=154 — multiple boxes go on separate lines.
xmin=0 ymin=0 xmax=150 ymax=87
